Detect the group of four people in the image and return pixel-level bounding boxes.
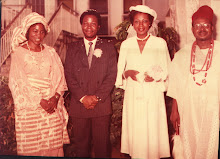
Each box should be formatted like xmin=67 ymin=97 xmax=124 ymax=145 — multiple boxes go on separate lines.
xmin=8 ymin=4 xmax=219 ymax=159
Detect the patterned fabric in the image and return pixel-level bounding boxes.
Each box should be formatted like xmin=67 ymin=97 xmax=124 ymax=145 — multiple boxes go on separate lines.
xmin=11 ymin=12 xmax=50 ymax=51
xmin=9 ymin=45 xmax=70 ymax=156
xmin=167 ymin=41 xmax=220 ymax=159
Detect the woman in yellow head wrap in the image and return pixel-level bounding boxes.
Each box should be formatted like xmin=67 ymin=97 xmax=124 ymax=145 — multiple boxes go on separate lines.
xmin=9 ymin=12 xmax=69 ymax=157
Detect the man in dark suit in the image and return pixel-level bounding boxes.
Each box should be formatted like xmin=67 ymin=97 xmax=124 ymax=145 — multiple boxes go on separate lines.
xmin=64 ymin=9 xmax=117 ymax=158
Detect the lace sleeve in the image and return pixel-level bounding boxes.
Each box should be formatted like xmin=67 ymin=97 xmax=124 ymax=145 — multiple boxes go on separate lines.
xmin=9 ymin=50 xmax=42 ymax=115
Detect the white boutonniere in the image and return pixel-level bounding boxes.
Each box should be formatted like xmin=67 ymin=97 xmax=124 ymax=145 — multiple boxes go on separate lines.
xmin=93 ymin=48 xmax=103 ymax=58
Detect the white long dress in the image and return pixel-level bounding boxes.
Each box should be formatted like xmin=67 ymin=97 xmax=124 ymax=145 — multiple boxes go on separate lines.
xmin=167 ymin=41 xmax=220 ymax=159
xmin=115 ymin=35 xmax=171 ymax=159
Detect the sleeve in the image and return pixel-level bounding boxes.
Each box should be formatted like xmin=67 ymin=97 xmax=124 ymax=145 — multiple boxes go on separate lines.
xmin=162 ymin=39 xmax=171 ymax=92
xmin=94 ymin=42 xmax=118 ymax=101
xmin=115 ymin=40 xmax=127 ymax=90
xmin=48 ymin=46 xmax=68 ymax=96
xmin=8 ymin=50 xmax=42 ymax=114
xmin=64 ymin=43 xmax=86 ymax=101
xmin=167 ymin=56 xmax=179 ymax=99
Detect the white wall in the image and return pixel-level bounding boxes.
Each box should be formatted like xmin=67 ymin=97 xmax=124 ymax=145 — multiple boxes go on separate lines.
xmin=109 ymin=0 xmax=123 ymax=35
xmin=146 ymin=0 xmax=169 ymax=22
xmin=2 ymin=0 xmax=58 ymax=22
xmin=2 ymin=0 xmax=25 ymax=5
xmin=211 ymin=0 xmax=220 ymax=41
xmin=44 ymin=0 xmax=58 ymax=21
xmin=72 ymin=0 xmax=169 ymax=36
xmin=1 ymin=0 xmax=26 ymax=30
xmin=75 ymin=0 xmax=89 ymax=36
xmin=168 ymin=0 xmax=220 ymax=48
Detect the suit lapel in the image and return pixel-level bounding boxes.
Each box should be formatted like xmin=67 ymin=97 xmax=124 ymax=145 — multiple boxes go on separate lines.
xmin=91 ymin=38 xmax=102 ymax=69
xmin=78 ymin=40 xmax=89 ymax=67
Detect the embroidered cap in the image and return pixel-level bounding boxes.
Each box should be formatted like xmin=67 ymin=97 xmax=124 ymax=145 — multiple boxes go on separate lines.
xmin=129 ymin=5 xmax=157 ymax=21
xmin=192 ymin=5 xmax=213 ymax=23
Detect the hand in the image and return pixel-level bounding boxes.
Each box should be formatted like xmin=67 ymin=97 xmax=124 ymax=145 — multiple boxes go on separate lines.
xmin=155 ymin=79 xmax=162 ymax=82
xmin=48 ymin=93 xmax=60 ymax=110
xmin=144 ymin=73 xmax=154 ymax=82
xmin=170 ymin=99 xmax=180 ymax=135
xmin=123 ymin=70 xmax=139 ymax=81
xmin=40 ymin=99 xmax=55 ymax=114
xmin=82 ymin=95 xmax=98 ymax=109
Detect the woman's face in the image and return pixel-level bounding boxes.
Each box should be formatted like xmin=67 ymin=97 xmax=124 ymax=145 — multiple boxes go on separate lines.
xmin=27 ymin=23 xmax=46 ymax=46
xmin=133 ymin=12 xmax=150 ymax=38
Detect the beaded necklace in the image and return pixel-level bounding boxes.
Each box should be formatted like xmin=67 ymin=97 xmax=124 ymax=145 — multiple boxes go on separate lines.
xmin=136 ymin=34 xmax=150 ymax=41
xmin=26 ymin=41 xmax=44 ymax=70
xmin=190 ymin=40 xmax=214 ymax=86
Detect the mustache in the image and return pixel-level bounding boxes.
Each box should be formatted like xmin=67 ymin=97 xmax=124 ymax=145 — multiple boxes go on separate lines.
xmin=198 ymin=30 xmax=207 ymax=34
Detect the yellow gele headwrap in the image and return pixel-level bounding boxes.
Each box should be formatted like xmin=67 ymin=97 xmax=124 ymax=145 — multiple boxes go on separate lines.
xmin=11 ymin=12 xmax=50 ymax=51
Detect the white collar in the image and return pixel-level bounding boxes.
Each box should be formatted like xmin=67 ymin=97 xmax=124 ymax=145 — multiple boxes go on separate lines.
xmin=84 ymin=36 xmax=98 ymax=45
xmin=84 ymin=36 xmax=98 ymax=55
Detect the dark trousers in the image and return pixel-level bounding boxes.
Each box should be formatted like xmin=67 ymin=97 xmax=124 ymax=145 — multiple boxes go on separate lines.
xmin=71 ymin=115 xmax=111 ymax=158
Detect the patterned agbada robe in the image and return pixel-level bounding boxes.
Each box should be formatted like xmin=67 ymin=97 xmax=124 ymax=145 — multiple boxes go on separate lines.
xmin=9 ymin=45 xmax=70 ymax=156
xmin=167 ymin=41 xmax=220 ymax=159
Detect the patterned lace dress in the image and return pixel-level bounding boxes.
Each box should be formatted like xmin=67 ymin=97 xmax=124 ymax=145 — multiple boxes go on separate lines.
xmin=9 ymin=45 xmax=69 ymax=156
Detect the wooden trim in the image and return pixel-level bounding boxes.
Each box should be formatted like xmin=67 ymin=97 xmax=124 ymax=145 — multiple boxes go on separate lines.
xmin=1 ymin=3 xmax=30 ymax=37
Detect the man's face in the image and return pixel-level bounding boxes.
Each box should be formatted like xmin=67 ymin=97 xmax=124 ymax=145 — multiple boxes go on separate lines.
xmin=192 ymin=17 xmax=213 ymax=41
xmin=81 ymin=15 xmax=100 ymax=41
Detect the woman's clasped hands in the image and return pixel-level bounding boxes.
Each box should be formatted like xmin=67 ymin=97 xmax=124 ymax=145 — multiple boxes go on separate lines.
xmin=123 ymin=70 xmax=155 ymax=82
xmin=40 ymin=93 xmax=60 ymax=114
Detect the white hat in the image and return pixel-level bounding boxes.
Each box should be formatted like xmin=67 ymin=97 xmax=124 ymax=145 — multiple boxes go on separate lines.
xmin=129 ymin=5 xmax=157 ymax=21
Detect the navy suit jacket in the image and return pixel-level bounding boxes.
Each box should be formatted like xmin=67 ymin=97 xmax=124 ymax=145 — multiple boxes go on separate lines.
xmin=64 ymin=38 xmax=117 ymax=118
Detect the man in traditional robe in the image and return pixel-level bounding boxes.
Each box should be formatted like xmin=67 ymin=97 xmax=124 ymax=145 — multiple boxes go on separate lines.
xmin=168 ymin=5 xmax=220 ymax=159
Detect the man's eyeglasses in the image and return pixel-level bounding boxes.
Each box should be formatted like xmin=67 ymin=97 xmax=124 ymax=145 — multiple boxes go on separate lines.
xmin=193 ymin=23 xmax=211 ymax=29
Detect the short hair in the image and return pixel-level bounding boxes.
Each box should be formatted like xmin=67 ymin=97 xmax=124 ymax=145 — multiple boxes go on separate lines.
xmin=80 ymin=9 xmax=101 ymax=26
xmin=129 ymin=10 xmax=154 ymax=27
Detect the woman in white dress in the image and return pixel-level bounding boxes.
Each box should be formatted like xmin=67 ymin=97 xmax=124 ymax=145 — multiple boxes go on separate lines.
xmin=115 ymin=5 xmax=171 ymax=159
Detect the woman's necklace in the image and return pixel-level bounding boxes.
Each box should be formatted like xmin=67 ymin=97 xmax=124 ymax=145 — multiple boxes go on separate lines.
xmin=190 ymin=40 xmax=214 ymax=86
xmin=137 ymin=35 xmax=151 ymax=53
xmin=136 ymin=34 xmax=150 ymax=41
xmin=26 ymin=41 xmax=44 ymax=70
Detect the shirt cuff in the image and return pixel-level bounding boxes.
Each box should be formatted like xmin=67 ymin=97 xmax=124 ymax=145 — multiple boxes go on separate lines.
xmin=80 ymin=95 xmax=86 ymax=103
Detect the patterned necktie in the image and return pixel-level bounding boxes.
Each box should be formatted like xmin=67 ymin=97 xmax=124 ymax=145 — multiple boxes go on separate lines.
xmin=88 ymin=42 xmax=93 ymax=68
